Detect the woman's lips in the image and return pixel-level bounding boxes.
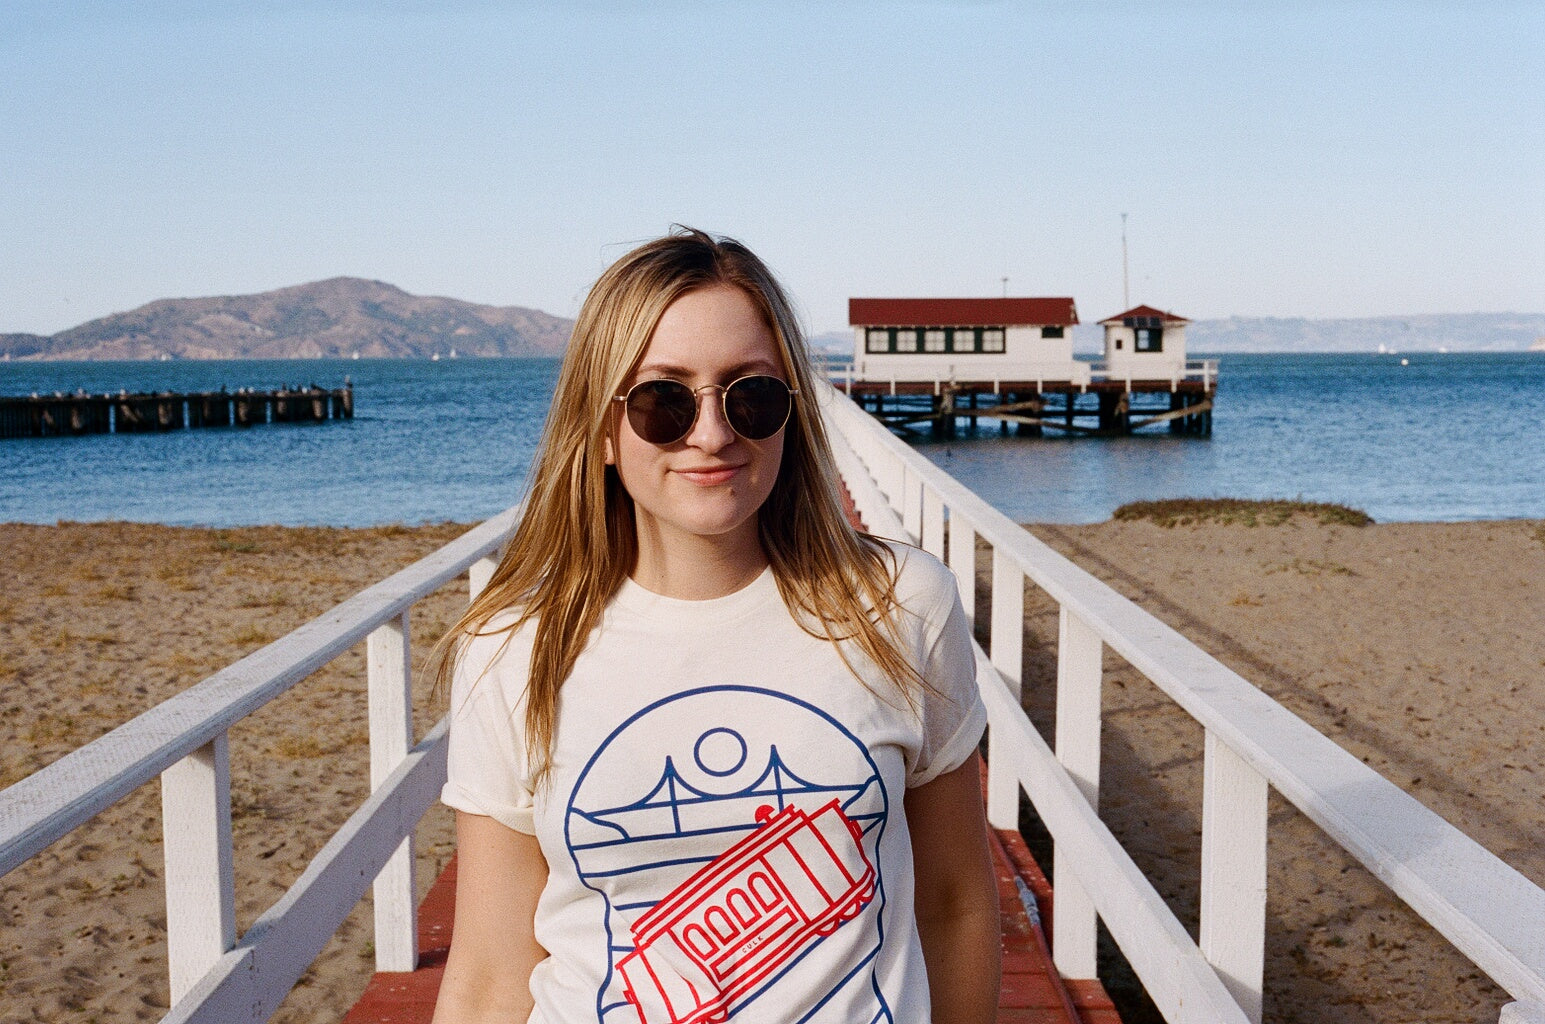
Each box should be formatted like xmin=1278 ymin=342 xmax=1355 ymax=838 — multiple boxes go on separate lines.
xmin=675 ymin=465 xmax=742 ymax=486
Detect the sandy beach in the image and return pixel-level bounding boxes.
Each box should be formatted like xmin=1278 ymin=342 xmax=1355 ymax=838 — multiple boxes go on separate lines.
xmin=0 ymin=521 xmax=469 ymax=1023
xmin=2 ymin=516 xmax=1542 ymax=1023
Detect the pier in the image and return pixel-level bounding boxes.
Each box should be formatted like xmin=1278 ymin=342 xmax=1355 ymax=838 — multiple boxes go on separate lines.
xmin=0 ymin=383 xmax=353 ymax=439
xmin=0 ymin=381 xmax=1541 ymax=1024
xmin=842 ymin=370 xmax=1216 ymax=438
xmin=840 ymin=299 xmax=1217 ymax=438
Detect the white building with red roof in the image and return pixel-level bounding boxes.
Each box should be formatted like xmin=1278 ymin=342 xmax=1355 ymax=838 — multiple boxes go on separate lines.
xmin=847 ymin=297 xmax=1087 ymax=386
xmin=1099 ymin=305 xmax=1191 ymax=379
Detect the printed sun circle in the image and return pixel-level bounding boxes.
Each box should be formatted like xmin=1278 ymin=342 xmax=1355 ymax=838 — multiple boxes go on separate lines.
xmin=693 ymin=727 xmax=748 ymax=777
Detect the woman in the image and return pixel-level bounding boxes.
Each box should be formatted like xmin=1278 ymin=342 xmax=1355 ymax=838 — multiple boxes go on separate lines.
xmin=432 ymin=228 xmax=999 ymax=1024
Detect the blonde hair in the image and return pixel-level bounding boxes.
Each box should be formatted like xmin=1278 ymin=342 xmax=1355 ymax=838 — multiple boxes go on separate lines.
xmin=434 ymin=227 xmax=927 ymax=784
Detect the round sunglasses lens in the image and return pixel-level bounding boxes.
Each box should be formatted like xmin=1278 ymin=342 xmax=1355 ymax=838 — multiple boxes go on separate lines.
xmin=724 ymin=376 xmax=791 ymax=440
xmin=627 ymin=379 xmax=697 ymax=444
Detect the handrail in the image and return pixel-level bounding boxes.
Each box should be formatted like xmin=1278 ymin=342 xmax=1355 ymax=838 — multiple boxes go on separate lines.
xmin=819 ymin=380 xmax=1545 ymax=1024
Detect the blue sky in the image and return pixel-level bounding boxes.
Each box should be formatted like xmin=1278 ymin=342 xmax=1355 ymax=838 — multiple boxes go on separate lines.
xmin=3 ymin=1 xmax=1541 ymax=336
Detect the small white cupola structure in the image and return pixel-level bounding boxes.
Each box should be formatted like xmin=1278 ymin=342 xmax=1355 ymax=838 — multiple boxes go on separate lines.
xmin=1100 ymin=305 xmax=1190 ymax=378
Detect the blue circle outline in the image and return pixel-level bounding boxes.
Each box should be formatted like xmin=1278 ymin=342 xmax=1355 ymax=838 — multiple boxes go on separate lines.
xmin=692 ymin=727 xmax=748 ymax=777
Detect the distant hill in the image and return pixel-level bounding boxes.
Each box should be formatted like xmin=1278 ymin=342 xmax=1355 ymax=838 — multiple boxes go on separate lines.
xmin=0 ymin=278 xmax=573 ymax=360
xmin=1183 ymin=312 xmax=1545 ymax=353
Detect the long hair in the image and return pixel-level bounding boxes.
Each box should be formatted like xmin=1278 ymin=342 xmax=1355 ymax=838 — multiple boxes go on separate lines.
xmin=434 ymin=227 xmax=926 ymax=784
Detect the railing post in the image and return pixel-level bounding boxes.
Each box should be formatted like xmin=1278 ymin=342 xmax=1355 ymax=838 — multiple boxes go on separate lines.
xmin=368 ymin=611 xmax=416 ymax=971
xmin=161 ymin=734 xmax=235 ymax=1003
xmin=986 ymin=549 xmax=1023 ymax=829
xmin=1200 ymin=730 xmax=1269 ymax=1024
xmin=948 ymin=513 xmax=976 ymax=628
xmin=922 ymin=487 xmax=945 ymax=559
xmin=469 ymin=554 xmax=498 ymax=602
xmin=1053 ymin=607 xmax=1102 ymax=979
xmin=879 ymin=447 xmax=902 ymax=507
xmin=901 ymin=465 xmax=923 ymax=543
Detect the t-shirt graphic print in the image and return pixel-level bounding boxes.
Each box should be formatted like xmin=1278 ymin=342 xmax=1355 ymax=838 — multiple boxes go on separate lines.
xmin=565 ymin=687 xmax=893 ymax=1024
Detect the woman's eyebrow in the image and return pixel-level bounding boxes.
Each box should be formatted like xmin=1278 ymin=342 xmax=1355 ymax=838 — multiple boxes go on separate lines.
xmin=634 ymin=359 xmax=782 ymax=378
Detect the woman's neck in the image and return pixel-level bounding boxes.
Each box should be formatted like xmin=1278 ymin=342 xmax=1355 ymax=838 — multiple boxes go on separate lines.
xmin=629 ymin=525 xmax=769 ymax=600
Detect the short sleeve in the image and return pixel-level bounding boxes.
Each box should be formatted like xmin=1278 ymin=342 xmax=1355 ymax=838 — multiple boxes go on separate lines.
xmin=900 ymin=550 xmax=988 ymax=788
xmin=440 ymin=622 xmax=537 ymax=834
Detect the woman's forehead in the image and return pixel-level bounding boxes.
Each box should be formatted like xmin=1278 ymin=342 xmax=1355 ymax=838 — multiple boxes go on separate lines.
xmin=632 ymin=285 xmax=785 ymax=378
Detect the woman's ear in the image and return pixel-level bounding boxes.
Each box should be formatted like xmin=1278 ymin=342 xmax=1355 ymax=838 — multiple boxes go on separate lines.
xmin=604 ymin=435 xmax=615 ymax=466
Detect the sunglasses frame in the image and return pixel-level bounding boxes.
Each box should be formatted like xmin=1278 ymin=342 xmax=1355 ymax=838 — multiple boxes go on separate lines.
xmin=613 ymin=374 xmax=799 ymax=446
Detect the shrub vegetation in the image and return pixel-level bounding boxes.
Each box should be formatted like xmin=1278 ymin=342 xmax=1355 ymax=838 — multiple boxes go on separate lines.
xmin=1112 ymin=498 xmax=1373 ymax=528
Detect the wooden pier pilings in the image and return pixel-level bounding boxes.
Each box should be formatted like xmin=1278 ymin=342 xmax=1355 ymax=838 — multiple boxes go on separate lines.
xmin=0 ymin=384 xmax=353 ymax=440
xmin=847 ymin=379 xmax=1214 ymax=439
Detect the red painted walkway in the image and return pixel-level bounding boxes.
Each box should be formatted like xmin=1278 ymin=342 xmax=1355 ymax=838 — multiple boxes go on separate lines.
xmin=342 ymin=812 xmax=1119 ymax=1024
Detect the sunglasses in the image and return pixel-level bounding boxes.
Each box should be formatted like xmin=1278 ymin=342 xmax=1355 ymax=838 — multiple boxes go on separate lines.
xmin=614 ymin=374 xmax=799 ymax=446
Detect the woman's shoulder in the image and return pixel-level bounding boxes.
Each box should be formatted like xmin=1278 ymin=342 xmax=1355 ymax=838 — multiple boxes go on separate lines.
xmin=453 ymin=607 xmax=537 ymax=688
xmin=874 ymin=539 xmax=959 ymax=613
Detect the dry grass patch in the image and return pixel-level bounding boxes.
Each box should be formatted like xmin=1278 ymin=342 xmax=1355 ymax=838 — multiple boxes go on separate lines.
xmin=25 ymin=714 xmax=82 ymax=746
xmin=270 ymin=735 xmax=331 ymax=759
xmin=230 ymin=624 xmax=277 ymax=647
xmin=1264 ymin=558 xmax=1356 ymax=577
xmin=211 ymin=533 xmax=263 ymax=554
xmin=237 ymin=590 xmax=291 ymax=609
xmin=1113 ymin=498 xmax=1373 ymax=528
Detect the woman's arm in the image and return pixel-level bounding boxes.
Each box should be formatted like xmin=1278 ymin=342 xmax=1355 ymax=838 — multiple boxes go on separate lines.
xmin=431 ymin=810 xmax=550 ymax=1024
xmin=906 ymin=750 xmax=1001 ymax=1024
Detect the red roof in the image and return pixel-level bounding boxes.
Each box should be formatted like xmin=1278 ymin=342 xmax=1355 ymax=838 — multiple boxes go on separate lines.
xmin=1098 ymin=304 xmax=1190 ymax=326
xmin=849 ymin=297 xmax=1078 ymax=328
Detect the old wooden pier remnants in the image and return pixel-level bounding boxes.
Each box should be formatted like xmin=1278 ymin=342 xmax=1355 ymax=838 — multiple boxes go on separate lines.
xmin=0 ymin=383 xmax=354 ymax=439
xmin=847 ymin=376 xmax=1214 ymax=439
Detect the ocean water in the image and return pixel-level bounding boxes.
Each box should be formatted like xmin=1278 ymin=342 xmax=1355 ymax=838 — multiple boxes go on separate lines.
xmin=912 ymin=352 xmax=1545 ymax=523
xmin=1 ymin=353 xmax=1541 ymax=526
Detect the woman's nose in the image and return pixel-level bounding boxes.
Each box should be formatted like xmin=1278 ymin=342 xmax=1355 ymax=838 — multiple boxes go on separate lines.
xmin=684 ymin=385 xmax=735 ymax=451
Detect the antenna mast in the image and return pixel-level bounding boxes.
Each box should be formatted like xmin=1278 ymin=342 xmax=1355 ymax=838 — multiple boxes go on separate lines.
xmin=1121 ymin=212 xmax=1130 ymax=309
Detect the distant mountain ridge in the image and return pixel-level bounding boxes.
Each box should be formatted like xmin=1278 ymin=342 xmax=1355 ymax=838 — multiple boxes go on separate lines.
xmin=5 ymin=284 xmax=1541 ymax=360
xmin=0 ymin=278 xmax=573 ymax=360
xmin=1182 ymin=312 xmax=1545 ymax=353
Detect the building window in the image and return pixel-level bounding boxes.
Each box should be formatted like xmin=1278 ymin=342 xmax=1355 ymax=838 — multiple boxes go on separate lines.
xmin=982 ymin=329 xmax=1005 ymax=352
xmin=866 ymin=328 xmax=890 ymax=353
xmin=1135 ymin=327 xmax=1163 ymax=352
xmin=951 ymin=328 xmax=977 ymax=351
xmin=895 ymin=329 xmax=918 ymax=352
xmin=924 ymin=329 xmax=947 ymax=352
xmin=1041 ymin=326 xmax=1065 ymax=339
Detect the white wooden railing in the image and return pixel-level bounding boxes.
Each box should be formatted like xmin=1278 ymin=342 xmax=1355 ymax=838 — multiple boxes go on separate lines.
xmin=825 ymin=356 xmax=1217 ymax=394
xmin=1087 ymin=358 xmax=1218 ymax=392
xmin=818 ymin=381 xmax=1545 ymax=1024
xmin=0 ymin=506 xmax=517 ymax=1023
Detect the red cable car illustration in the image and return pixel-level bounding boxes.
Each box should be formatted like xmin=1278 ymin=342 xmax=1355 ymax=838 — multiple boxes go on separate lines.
xmin=617 ymin=799 xmax=876 ymax=1024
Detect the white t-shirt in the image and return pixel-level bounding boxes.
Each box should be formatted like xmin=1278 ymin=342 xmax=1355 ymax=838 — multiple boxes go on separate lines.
xmin=441 ymin=542 xmax=986 ymax=1024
